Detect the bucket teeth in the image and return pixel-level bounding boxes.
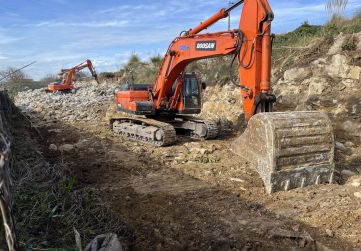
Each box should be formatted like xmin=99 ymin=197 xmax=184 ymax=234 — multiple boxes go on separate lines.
xmin=231 ymin=111 xmax=335 ymax=194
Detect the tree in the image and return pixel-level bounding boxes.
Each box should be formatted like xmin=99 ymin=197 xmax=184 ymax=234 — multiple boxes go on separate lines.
xmin=0 ymin=67 xmax=27 ymax=84
xmin=0 ymin=67 xmax=33 ymax=98
xmin=39 ymin=74 xmax=59 ymax=85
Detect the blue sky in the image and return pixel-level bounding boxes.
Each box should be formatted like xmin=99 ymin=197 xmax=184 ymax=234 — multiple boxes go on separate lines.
xmin=0 ymin=0 xmax=360 ymax=80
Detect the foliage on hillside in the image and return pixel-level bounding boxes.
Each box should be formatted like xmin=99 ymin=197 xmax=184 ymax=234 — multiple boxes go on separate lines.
xmin=272 ymin=12 xmax=361 ymax=79
xmin=114 ymin=54 xmax=163 ymax=85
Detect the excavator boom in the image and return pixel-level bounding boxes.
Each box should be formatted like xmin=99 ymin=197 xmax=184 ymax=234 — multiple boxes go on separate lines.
xmin=153 ymin=0 xmax=275 ymax=120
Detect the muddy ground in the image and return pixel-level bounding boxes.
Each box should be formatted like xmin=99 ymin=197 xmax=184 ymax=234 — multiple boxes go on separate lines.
xmin=22 ymin=106 xmax=361 ymax=251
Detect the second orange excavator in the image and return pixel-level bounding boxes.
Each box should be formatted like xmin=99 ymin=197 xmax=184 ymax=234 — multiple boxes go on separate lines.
xmin=46 ymin=59 xmax=99 ymax=93
xmin=109 ymin=0 xmax=335 ymax=193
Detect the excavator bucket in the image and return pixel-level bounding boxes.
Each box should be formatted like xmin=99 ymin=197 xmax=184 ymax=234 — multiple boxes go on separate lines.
xmin=231 ymin=111 xmax=335 ymax=193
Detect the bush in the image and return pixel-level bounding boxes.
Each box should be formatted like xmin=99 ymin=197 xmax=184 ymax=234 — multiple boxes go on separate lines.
xmin=0 ymin=67 xmax=44 ymax=98
xmin=39 ymin=74 xmax=58 ymax=84
xmin=117 ymin=54 xmax=161 ymax=85
xmin=98 ymin=72 xmax=116 ymax=79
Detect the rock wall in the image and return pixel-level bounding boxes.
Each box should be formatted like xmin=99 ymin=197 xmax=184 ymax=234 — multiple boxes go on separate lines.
xmin=272 ymin=32 xmax=361 ymax=173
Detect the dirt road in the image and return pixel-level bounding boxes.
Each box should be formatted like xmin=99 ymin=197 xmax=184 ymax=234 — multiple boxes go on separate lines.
xmin=29 ymin=113 xmax=361 ymax=251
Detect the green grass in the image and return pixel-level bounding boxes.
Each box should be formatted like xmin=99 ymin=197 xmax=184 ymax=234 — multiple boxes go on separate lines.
xmin=195 ymin=156 xmax=220 ymax=164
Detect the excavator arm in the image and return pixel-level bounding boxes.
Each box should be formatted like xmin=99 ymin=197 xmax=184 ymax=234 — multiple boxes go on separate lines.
xmin=47 ymin=59 xmax=99 ymax=93
xmin=62 ymin=59 xmax=99 ymax=86
xmin=153 ymin=0 xmax=274 ymax=120
xmin=45 ymin=59 xmax=99 ymax=92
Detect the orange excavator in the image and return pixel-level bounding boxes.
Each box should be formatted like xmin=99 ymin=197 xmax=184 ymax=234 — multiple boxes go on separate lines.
xmin=46 ymin=59 xmax=99 ymax=93
xmin=110 ymin=0 xmax=335 ymax=193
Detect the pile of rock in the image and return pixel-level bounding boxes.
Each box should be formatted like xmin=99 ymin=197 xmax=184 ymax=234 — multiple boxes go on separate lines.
xmin=199 ymin=84 xmax=244 ymax=128
xmin=15 ymin=81 xmax=116 ymax=124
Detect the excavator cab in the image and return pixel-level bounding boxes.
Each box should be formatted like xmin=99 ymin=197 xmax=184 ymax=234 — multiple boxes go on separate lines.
xmin=182 ymin=73 xmax=201 ymax=110
xmin=173 ymin=72 xmax=204 ymax=114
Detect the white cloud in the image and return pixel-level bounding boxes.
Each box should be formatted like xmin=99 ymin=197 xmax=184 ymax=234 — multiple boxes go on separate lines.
xmin=2 ymin=0 xmax=360 ymax=80
xmin=35 ymin=20 xmax=129 ymax=28
xmin=34 ymin=53 xmax=85 ymax=63
xmin=95 ymin=4 xmax=134 ymax=15
xmin=0 ymin=33 xmax=23 ymax=45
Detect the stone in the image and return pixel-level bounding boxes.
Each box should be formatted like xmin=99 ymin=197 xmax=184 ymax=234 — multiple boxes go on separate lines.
xmin=327 ymin=33 xmax=345 ymax=55
xmin=284 ymin=67 xmax=311 ymax=81
xmin=349 ymin=66 xmax=361 ymax=80
xmin=75 ymin=139 xmax=89 ymax=148
xmin=345 ymin=141 xmax=355 ymax=148
xmin=325 ymin=229 xmax=334 ymax=237
xmin=341 ymin=169 xmax=356 ymax=178
xmin=353 ymin=192 xmax=361 ymax=199
xmin=190 ymin=147 xmax=210 ymax=155
xmin=324 ymin=54 xmax=361 ymax=80
xmin=339 ymin=120 xmax=361 ymax=138
xmin=307 ymin=77 xmax=328 ymax=97
xmin=326 ymin=54 xmax=349 ymax=78
xmin=335 ymin=142 xmax=347 ymax=151
xmin=58 ymin=144 xmax=74 ymax=152
xmin=48 ymin=144 xmax=58 ymax=151
xmin=84 ymin=233 xmax=123 ymax=251
xmin=230 ymin=177 xmax=244 ymax=183
xmin=350 ymin=178 xmax=361 ymax=188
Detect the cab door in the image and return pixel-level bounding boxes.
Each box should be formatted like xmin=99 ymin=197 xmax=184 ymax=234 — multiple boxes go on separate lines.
xmin=182 ymin=74 xmax=201 ymax=110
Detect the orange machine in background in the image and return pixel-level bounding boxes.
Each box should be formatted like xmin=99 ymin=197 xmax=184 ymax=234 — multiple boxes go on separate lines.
xmin=46 ymin=59 xmax=99 ymax=93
